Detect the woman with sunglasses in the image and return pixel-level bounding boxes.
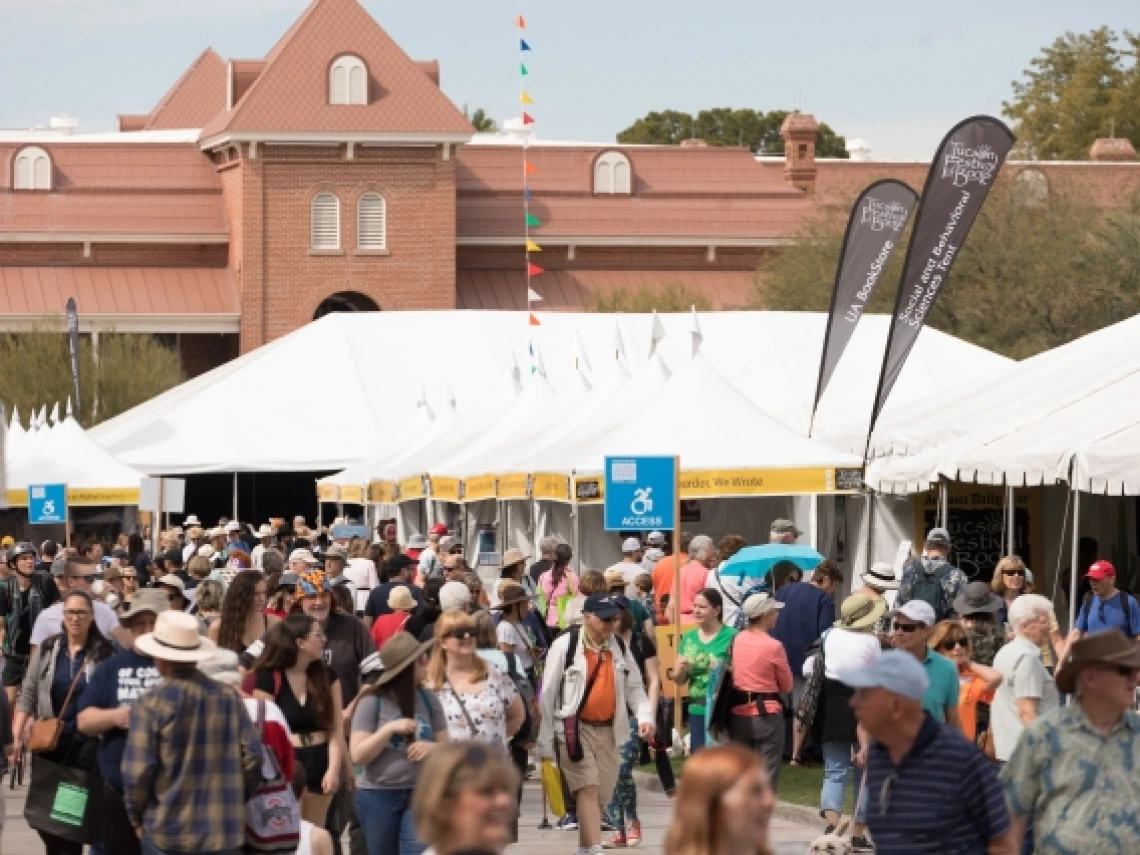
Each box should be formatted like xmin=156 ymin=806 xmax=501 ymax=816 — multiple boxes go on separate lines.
xmin=14 ymin=591 xmax=114 ymax=854
xmin=990 ymin=555 xmax=1065 ymax=672
xmin=412 ymin=741 xmax=520 ymax=855
xmin=351 ymin=632 xmax=448 ymax=855
xmin=251 ymin=613 xmax=347 ymax=826
xmin=929 ymin=619 xmax=1001 ymax=742
xmin=424 ymin=611 xmax=524 ymax=746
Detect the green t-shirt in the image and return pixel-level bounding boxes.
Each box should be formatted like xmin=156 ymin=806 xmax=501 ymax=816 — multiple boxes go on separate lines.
xmin=678 ymin=624 xmax=737 ymax=713
xmin=628 ymin=597 xmax=652 ymax=632
xmin=922 ymin=646 xmax=961 ymax=722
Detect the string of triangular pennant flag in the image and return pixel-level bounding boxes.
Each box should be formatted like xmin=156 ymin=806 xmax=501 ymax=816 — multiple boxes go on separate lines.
xmin=518 ymin=5 xmax=543 ymax=333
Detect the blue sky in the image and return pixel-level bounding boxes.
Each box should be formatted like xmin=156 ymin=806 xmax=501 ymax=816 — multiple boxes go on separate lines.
xmin=0 ymin=0 xmax=1134 ymax=158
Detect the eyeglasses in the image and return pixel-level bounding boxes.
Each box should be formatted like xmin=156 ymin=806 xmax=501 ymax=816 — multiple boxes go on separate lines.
xmin=939 ymin=638 xmax=969 ymax=651
xmin=1002 ymin=569 xmax=1025 ymax=577
xmin=893 ymin=621 xmax=921 ymax=633
xmin=445 ymin=628 xmax=475 ymax=641
xmin=64 ymin=609 xmax=92 ymax=618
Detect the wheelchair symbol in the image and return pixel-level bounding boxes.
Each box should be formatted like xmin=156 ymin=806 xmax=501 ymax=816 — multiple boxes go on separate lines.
xmin=42 ymin=500 xmax=55 ymax=515
xmin=630 ymin=487 xmax=653 ymax=516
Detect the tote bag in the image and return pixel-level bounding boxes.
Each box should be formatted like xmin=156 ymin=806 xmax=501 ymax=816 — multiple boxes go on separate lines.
xmin=24 ymin=755 xmax=103 ymax=844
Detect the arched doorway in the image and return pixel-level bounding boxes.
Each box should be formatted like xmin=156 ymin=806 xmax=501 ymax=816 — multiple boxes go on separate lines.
xmin=313 ymin=290 xmax=380 ymax=320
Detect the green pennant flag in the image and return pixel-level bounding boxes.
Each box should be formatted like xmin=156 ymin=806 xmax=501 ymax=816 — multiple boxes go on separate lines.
xmin=520 ymin=63 xmax=529 ymax=76
xmin=526 ymin=212 xmax=542 ymax=227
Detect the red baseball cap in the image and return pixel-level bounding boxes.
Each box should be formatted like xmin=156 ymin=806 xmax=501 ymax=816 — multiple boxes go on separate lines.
xmin=1085 ymin=560 xmax=1116 ymax=580
xmin=429 ymin=523 xmax=449 ymax=536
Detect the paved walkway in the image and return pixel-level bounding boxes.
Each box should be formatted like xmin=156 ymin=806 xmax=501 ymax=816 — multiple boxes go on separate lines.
xmin=3 ymin=778 xmax=821 ymax=854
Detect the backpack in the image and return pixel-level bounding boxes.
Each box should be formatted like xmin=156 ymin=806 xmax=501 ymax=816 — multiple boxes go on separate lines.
xmin=907 ymin=558 xmax=953 ymax=621
xmin=243 ymin=699 xmax=301 ymax=854
xmin=503 ymin=651 xmax=537 ymax=745
xmin=1080 ymin=590 xmax=1136 ymax=637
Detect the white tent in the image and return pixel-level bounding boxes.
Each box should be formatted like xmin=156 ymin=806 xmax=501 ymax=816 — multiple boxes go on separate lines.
xmin=7 ymin=416 xmax=143 ymax=506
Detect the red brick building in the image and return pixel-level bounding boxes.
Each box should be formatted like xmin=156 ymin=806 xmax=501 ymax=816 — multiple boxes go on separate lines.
xmin=4 ymin=0 xmax=1140 ymax=378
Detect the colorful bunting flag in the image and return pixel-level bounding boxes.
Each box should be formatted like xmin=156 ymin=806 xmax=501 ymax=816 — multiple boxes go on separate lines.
xmin=520 ymin=63 xmax=529 ymax=76
xmin=520 ymin=38 xmax=531 ymax=51
xmin=522 ymin=112 xmax=535 ymax=125
xmin=524 ymin=188 xmax=532 ymax=200
xmin=528 ymin=262 xmax=545 ymax=276
xmin=520 ymin=91 xmax=534 ymax=105
xmin=529 ymin=313 xmax=541 ymax=326
xmin=524 ymin=161 xmax=538 ymax=175
xmin=517 ymin=14 xmax=526 ymax=28
xmin=526 ymin=212 xmax=542 ymax=227
xmin=526 ymin=238 xmax=542 ymax=252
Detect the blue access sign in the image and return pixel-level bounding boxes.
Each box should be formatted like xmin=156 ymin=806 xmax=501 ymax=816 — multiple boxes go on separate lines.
xmin=604 ymin=456 xmax=675 ymax=531
xmin=29 ymin=484 xmax=67 ymax=525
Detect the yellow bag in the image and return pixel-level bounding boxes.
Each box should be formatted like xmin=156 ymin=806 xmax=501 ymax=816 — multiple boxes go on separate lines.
xmin=541 ymin=760 xmax=566 ymax=817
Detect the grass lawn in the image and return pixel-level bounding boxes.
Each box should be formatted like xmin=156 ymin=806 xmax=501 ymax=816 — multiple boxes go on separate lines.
xmin=638 ymin=756 xmax=857 ymax=813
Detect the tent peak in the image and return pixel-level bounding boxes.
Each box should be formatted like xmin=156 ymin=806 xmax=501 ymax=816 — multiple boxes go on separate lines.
xmin=689 ymin=306 xmax=703 ymax=357
xmin=649 ymin=310 xmax=666 ymax=357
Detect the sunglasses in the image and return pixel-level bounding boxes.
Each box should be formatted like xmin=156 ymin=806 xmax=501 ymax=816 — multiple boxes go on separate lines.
xmin=1002 ymin=569 xmax=1025 ymax=577
xmin=69 ymin=574 xmax=98 ymax=585
xmin=1105 ymin=664 xmax=1140 ymax=678
xmin=893 ymin=621 xmax=922 ymax=633
xmin=64 ymin=609 xmax=92 ymax=618
xmin=939 ymin=638 xmax=969 ymax=651
xmin=596 ymin=615 xmax=620 ymax=624
xmin=445 ymin=628 xmax=475 ymax=641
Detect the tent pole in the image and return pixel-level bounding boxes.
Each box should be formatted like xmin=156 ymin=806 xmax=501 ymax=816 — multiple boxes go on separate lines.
xmin=1007 ymin=485 xmax=1015 ymax=556
xmin=572 ymin=494 xmax=580 ymax=574
xmin=1069 ymin=487 xmax=1081 ymax=634
xmin=938 ymin=478 xmax=949 ymax=529
xmin=232 ymin=472 xmax=238 ymax=521
xmin=865 ymin=491 xmax=875 ymax=573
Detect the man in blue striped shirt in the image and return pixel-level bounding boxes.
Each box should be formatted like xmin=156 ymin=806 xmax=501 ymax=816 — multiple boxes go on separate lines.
xmin=841 ymin=650 xmax=1014 ymax=855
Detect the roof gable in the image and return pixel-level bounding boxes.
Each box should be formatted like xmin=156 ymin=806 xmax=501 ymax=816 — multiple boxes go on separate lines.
xmin=200 ymin=0 xmax=472 ymax=142
xmin=146 ymin=48 xmax=227 ymax=130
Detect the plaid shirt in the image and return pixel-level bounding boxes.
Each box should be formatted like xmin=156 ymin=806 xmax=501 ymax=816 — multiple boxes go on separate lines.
xmin=122 ymin=668 xmax=263 ymax=851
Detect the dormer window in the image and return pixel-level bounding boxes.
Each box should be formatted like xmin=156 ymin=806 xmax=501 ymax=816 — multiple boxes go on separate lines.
xmin=13 ymin=146 xmax=52 ymax=191
xmin=593 ymin=151 xmax=631 ymax=195
xmin=330 ymin=55 xmax=367 ymax=105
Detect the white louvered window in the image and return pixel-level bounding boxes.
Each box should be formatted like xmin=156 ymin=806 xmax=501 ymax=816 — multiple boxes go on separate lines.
xmin=593 ymin=151 xmax=631 ymax=195
xmin=357 ymin=193 xmax=387 ymax=250
xmin=311 ymin=192 xmax=340 ymax=250
xmin=13 ymin=146 xmax=52 ymax=191
xmin=330 ymin=55 xmax=367 ymax=105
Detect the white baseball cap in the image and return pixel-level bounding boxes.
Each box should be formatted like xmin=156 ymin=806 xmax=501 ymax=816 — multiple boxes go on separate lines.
xmin=890 ymin=600 xmax=936 ymax=626
xmin=646 ymin=531 xmax=665 ymax=546
xmin=224 ymin=521 xmax=242 ymax=534
xmin=621 ymin=537 xmax=642 ymax=553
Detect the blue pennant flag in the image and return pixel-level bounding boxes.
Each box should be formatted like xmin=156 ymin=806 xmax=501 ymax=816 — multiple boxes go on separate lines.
xmin=524 ymin=188 xmax=532 ymax=201
xmin=520 ymin=38 xmax=531 ymax=51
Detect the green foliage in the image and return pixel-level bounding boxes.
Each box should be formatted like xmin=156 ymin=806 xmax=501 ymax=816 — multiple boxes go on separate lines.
xmin=617 ymin=108 xmax=849 ymax=158
xmin=0 ymin=325 xmax=182 ymax=428
xmin=590 ymin=281 xmax=715 ymax=314
xmin=464 ymin=105 xmax=497 ymax=133
xmin=757 ymin=179 xmax=1140 ymax=359
xmin=1003 ymin=28 xmax=1140 ymax=159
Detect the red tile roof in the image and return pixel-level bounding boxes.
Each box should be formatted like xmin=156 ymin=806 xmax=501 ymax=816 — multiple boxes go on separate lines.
xmin=145 ymin=49 xmax=228 ymax=130
xmin=0 ymin=267 xmax=237 ymax=315
xmin=199 ymin=0 xmax=472 ymax=141
xmin=457 ymin=269 xmax=757 ymax=311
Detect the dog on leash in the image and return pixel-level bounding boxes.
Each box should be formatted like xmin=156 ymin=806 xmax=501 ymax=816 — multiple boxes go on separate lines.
xmin=808 ymin=817 xmax=853 ymax=855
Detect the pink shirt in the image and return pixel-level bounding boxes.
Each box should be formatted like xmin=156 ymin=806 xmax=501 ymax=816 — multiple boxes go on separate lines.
xmin=538 ymin=569 xmax=579 ymax=627
xmin=679 ymin=561 xmax=710 ymax=619
xmin=730 ymin=630 xmax=793 ymax=715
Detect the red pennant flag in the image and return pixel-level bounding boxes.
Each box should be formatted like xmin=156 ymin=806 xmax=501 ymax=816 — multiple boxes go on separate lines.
xmin=516 ymin=14 xmax=526 ymax=28
xmin=524 ymin=161 xmax=538 ymax=175
xmin=529 ymin=313 xmax=541 ymax=326
xmin=528 ymin=262 xmax=545 ymax=276
xmin=522 ymin=112 xmax=535 ymax=125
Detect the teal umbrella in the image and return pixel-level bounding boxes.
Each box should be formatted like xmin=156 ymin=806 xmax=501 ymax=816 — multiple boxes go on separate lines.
xmin=719 ymin=543 xmax=824 ymax=583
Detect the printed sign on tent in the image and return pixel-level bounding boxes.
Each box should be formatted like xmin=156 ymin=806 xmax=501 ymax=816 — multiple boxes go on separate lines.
xmin=604 ymin=455 xmax=676 ymax=531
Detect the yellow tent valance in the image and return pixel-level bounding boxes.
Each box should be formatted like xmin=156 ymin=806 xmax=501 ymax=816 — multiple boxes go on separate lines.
xmin=367 ymin=481 xmax=394 ymax=504
xmin=6 ymin=487 xmax=141 ymax=508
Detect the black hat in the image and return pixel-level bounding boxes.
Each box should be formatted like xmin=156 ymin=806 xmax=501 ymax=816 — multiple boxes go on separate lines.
xmin=952 ymin=581 xmax=1003 ymax=616
xmin=582 ymin=593 xmax=620 ymax=619
xmin=387 ymin=554 xmax=416 ymax=574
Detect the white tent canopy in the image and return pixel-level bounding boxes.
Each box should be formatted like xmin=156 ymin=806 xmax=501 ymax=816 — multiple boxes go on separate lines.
xmin=94 ymin=311 xmax=1010 ymax=475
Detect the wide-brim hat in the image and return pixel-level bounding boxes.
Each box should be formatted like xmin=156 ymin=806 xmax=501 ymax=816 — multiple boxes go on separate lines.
xmin=1055 ymin=628 xmax=1140 ymax=693
xmin=324 ymin=545 xmax=349 ymax=563
xmin=255 ymin=524 xmax=275 ymax=539
xmin=135 ymin=611 xmax=217 ymax=663
xmin=157 ymin=574 xmax=186 ymax=595
xmin=835 ymin=593 xmax=887 ymax=631
xmin=502 ymin=547 xmax=528 ymax=567
xmin=493 ymin=583 xmax=534 ymax=610
xmin=184 ymin=515 xmax=202 ymax=527
xmin=373 ymin=632 xmax=434 ymax=687
xmin=387 ymin=586 xmax=417 ymax=611
xmin=120 ymin=588 xmax=170 ymax=623
xmin=952 ymin=581 xmax=1003 ymax=615
xmin=861 ymin=562 xmax=899 ymax=591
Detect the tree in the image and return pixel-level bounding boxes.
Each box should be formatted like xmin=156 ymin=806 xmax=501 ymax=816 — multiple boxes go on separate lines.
xmin=464 ymin=105 xmax=497 ymax=133
xmin=1003 ymin=28 xmax=1140 ymax=160
xmin=590 ymin=281 xmax=714 ymax=313
xmin=756 ymin=179 xmax=1140 ymax=359
xmin=617 ymin=108 xmax=849 ymax=157
xmin=0 ymin=327 xmax=183 ymax=428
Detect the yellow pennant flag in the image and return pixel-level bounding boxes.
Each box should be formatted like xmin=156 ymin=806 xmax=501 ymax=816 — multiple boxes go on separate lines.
xmin=520 ymin=90 xmax=534 ymax=105
xmin=526 ymin=238 xmax=542 ymax=252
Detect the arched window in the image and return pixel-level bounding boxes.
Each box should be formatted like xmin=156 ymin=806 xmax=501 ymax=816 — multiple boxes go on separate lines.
xmin=593 ymin=151 xmax=631 ymax=195
xmin=330 ymin=55 xmax=368 ymax=105
xmin=13 ymin=146 xmax=52 ymax=191
xmin=357 ymin=193 xmax=387 ymax=250
xmin=311 ymin=192 xmax=340 ymax=250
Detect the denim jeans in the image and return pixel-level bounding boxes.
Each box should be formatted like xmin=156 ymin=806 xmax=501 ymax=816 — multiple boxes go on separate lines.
xmin=355 ymin=787 xmax=424 ymax=855
xmin=820 ymin=741 xmax=867 ymax=823
xmin=687 ymin=704 xmax=707 ymax=754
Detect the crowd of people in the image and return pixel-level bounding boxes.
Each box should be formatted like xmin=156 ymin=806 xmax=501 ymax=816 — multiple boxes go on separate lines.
xmin=0 ymin=514 xmax=1134 ymax=855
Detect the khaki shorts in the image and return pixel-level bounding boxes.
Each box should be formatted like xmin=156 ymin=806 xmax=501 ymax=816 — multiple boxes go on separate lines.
xmin=558 ymin=722 xmax=618 ymax=803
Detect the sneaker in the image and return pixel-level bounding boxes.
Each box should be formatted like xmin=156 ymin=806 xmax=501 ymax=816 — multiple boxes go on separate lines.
xmin=852 ymin=835 xmax=874 ymax=853
xmin=601 ymin=813 xmax=618 ymax=832
xmin=556 ymin=813 xmax=579 ymax=831
xmin=626 ymin=819 xmax=642 ymax=847
xmin=603 ymin=830 xmax=627 ymax=849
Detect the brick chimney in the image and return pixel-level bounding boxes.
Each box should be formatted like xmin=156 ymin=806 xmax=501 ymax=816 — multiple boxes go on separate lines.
xmin=781 ymin=112 xmax=818 ymax=193
xmin=1089 ymin=137 xmax=1136 ymax=162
